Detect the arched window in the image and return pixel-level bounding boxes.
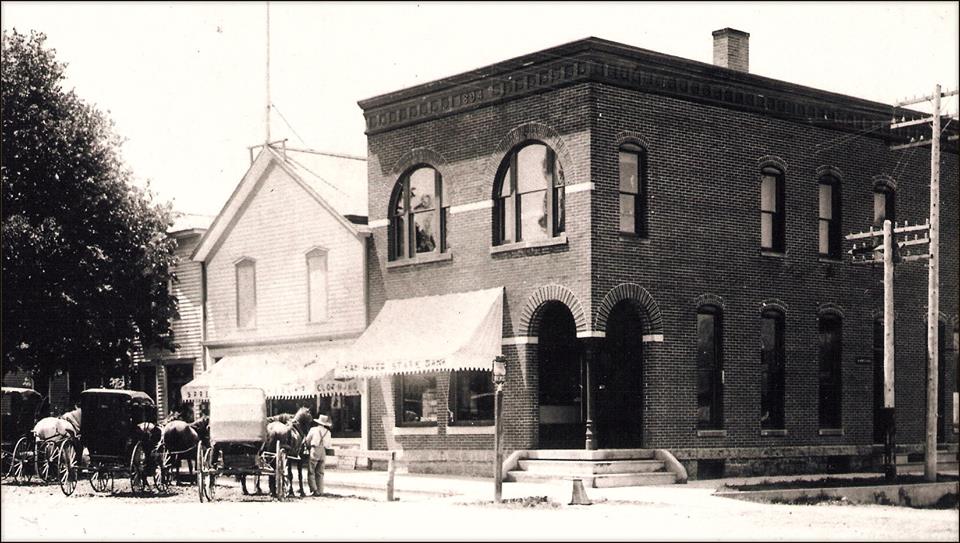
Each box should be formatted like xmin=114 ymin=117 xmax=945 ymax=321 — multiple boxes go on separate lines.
xmin=760 ymin=308 xmax=785 ymax=429
xmin=389 ymin=166 xmax=446 ymax=261
xmin=818 ymin=314 xmax=842 ymax=429
xmin=235 ymin=258 xmax=256 ymax=329
xmin=873 ymin=183 xmax=896 ymax=227
xmin=818 ymin=175 xmax=842 ymax=258
xmin=494 ymin=142 xmax=565 ymax=245
xmin=306 ymin=248 xmax=327 ymax=322
xmin=696 ymin=305 xmax=723 ymax=430
xmin=760 ymin=166 xmax=785 ymax=252
xmin=619 ymin=143 xmax=648 ymax=237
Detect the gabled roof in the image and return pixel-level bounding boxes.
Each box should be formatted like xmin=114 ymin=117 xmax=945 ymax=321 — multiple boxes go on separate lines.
xmin=169 ymin=212 xmax=214 ymax=236
xmin=192 ymin=145 xmax=369 ymax=263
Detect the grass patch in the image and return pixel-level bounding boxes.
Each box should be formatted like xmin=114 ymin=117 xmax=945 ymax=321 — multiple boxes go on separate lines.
xmin=461 ymin=495 xmax=561 ymax=509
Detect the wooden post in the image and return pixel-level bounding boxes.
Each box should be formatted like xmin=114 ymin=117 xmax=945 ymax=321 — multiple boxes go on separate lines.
xmin=882 ymin=219 xmax=897 ymax=480
xmin=386 ymin=451 xmax=396 ymax=502
xmin=925 ymin=84 xmax=941 ymax=482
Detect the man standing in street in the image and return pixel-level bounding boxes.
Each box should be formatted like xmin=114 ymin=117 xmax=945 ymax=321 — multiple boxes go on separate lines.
xmin=304 ymin=414 xmax=333 ymax=496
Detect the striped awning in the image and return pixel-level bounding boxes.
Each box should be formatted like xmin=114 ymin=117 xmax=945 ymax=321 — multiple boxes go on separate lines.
xmin=335 ymin=287 xmax=503 ymax=378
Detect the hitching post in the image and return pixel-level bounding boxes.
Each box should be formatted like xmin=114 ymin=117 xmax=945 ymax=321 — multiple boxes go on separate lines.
xmin=493 ymin=356 xmax=507 ymax=503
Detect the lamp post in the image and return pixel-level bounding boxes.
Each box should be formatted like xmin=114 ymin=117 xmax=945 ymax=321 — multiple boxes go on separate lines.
xmin=492 ymin=356 xmax=506 ymax=503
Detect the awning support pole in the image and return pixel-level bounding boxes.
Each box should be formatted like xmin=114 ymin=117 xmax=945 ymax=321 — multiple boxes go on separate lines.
xmin=583 ymin=339 xmax=598 ymax=450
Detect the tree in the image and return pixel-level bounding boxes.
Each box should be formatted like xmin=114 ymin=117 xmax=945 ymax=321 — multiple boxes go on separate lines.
xmin=2 ymin=29 xmax=178 ymax=395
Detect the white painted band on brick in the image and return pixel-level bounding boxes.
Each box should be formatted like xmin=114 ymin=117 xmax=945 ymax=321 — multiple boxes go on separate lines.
xmin=576 ymin=330 xmax=606 ymax=338
xmin=450 ymin=200 xmax=493 ymax=214
xmin=445 ymin=425 xmax=496 ymax=435
xmin=565 ymin=182 xmax=595 ymax=194
xmin=502 ymin=336 xmax=538 ymax=345
xmin=368 ymin=219 xmax=389 ymax=228
xmin=642 ymin=334 xmax=664 ymax=342
xmin=393 ymin=426 xmax=439 ymax=436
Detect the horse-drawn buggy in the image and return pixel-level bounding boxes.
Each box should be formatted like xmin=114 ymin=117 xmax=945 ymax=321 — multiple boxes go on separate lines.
xmin=196 ymin=386 xmax=312 ymax=502
xmin=1 ymin=386 xmax=44 ymax=483
xmin=58 ymin=389 xmax=171 ymax=496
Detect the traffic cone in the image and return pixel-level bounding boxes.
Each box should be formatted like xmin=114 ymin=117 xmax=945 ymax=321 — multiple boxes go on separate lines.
xmin=569 ymin=478 xmax=592 ymax=505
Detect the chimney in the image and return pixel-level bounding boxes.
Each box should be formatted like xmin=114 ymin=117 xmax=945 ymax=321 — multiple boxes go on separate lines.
xmin=712 ymin=28 xmax=750 ymax=73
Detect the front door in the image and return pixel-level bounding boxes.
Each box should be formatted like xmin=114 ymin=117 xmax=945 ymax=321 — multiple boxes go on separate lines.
xmin=596 ymin=301 xmax=644 ymax=449
xmin=537 ymin=302 xmax=582 ymax=449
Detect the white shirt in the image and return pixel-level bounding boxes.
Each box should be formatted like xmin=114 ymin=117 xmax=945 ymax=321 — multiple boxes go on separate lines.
xmin=304 ymin=425 xmax=332 ymax=461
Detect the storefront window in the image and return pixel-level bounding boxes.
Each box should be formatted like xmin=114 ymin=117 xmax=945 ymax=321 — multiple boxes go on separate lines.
xmin=397 ymin=373 xmax=438 ymax=426
xmin=317 ymin=395 xmax=361 ymax=438
xmin=448 ymin=370 xmax=494 ymax=424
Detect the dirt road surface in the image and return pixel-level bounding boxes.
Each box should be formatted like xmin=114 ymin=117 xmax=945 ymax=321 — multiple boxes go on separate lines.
xmin=2 ymin=479 xmax=957 ymax=541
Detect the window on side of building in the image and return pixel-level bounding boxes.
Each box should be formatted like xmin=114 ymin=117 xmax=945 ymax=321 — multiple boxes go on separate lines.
xmin=696 ymin=305 xmax=723 ymax=430
xmin=873 ymin=184 xmax=896 ymax=227
xmin=306 ymin=248 xmax=328 ymax=322
xmin=389 ymin=166 xmax=446 ymax=260
xmin=760 ymin=309 xmax=786 ymax=429
xmin=818 ymin=314 xmax=843 ymax=429
xmin=396 ymin=373 xmax=438 ymax=426
xmin=618 ymin=144 xmax=648 ymax=237
xmin=448 ymin=370 xmax=494 ymax=425
xmin=760 ymin=167 xmax=785 ymax=253
xmin=818 ymin=175 xmax=841 ymax=258
xmin=235 ymin=258 xmax=256 ymax=329
xmin=494 ymin=142 xmax=565 ymax=245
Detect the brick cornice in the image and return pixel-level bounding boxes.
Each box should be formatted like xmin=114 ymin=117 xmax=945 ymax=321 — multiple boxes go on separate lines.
xmin=358 ymin=37 xmax=944 ymax=150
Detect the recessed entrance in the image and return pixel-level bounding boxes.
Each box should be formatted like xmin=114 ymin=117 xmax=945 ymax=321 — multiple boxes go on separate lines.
xmin=596 ymin=300 xmax=644 ymax=449
xmin=536 ymin=301 xmax=582 ymax=449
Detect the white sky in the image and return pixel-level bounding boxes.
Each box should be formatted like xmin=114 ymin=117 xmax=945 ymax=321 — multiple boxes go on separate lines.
xmin=2 ymin=1 xmax=958 ymax=218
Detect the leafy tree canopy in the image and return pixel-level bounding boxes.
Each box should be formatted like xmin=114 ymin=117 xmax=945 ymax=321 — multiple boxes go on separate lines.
xmin=2 ymin=29 xmax=177 ymax=389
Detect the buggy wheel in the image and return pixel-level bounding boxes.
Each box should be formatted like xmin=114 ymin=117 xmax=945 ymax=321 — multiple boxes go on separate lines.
xmin=153 ymin=446 xmax=171 ymax=493
xmin=12 ymin=437 xmax=34 ymax=484
xmin=197 ymin=444 xmax=214 ymax=502
xmin=90 ymin=468 xmax=114 ymax=493
xmin=274 ymin=442 xmax=287 ymax=502
xmin=38 ymin=440 xmax=59 ymax=483
xmin=58 ymin=439 xmax=78 ymax=496
xmin=129 ymin=442 xmax=146 ymax=494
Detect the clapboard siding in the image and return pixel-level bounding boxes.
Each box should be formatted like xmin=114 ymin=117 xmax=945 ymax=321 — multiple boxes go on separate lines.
xmin=146 ymin=232 xmax=205 ymax=361
xmin=205 ymin=163 xmax=365 ymax=345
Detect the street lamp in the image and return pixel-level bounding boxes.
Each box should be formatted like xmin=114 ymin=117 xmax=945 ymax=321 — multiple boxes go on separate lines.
xmin=492 ymin=356 xmax=506 ymax=503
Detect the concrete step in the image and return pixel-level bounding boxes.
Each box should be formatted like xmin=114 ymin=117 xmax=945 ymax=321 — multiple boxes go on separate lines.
xmin=937 ymin=450 xmax=958 ymax=463
xmin=505 ymin=470 xmax=677 ymax=487
xmin=525 ymin=449 xmax=656 ymax=461
xmin=897 ymin=461 xmax=958 ymax=473
xmin=517 ymin=459 xmax=665 ymax=475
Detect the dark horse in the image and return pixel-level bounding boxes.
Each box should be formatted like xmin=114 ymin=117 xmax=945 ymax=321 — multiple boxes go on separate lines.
xmin=158 ymin=416 xmax=210 ymax=484
xmin=259 ymin=408 xmax=312 ymax=497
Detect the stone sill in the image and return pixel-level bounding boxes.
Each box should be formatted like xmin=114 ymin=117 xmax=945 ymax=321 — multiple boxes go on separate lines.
xmin=818 ymin=256 xmax=843 ymax=264
xmin=386 ymin=251 xmax=453 ymax=269
xmin=618 ymin=232 xmax=651 ymax=243
xmin=490 ymin=234 xmax=568 ymax=255
xmin=818 ymin=428 xmax=844 ymax=436
xmin=393 ymin=425 xmax=439 ymax=436
xmin=760 ymin=429 xmax=788 ymax=437
xmin=760 ymin=250 xmax=786 ymax=259
xmin=697 ymin=429 xmax=727 ymax=438
xmin=445 ymin=425 xmax=495 ymax=435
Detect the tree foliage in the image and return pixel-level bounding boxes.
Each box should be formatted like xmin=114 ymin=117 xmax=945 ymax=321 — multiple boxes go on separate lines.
xmin=2 ymin=29 xmax=177 ymax=388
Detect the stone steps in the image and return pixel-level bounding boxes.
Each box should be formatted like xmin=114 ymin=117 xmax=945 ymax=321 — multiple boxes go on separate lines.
xmin=524 ymin=449 xmax=656 ymax=461
xmin=517 ymin=458 xmax=666 ymax=475
xmin=506 ymin=469 xmax=678 ymax=487
xmin=506 ymin=449 xmax=682 ymax=488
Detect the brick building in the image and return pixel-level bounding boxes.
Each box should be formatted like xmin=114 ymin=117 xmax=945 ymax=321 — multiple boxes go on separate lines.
xmin=345 ymin=31 xmax=959 ymax=478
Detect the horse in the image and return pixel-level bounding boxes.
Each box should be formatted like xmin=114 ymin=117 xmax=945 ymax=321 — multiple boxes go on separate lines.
xmin=158 ymin=416 xmax=209 ymax=484
xmin=31 ymin=408 xmax=82 ymax=481
xmin=259 ymin=407 xmax=312 ymax=497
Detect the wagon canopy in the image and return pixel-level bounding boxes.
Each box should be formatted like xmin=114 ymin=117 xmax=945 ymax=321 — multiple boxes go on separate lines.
xmin=182 ymin=342 xmax=358 ymax=402
xmin=1 ymin=386 xmax=43 ymax=443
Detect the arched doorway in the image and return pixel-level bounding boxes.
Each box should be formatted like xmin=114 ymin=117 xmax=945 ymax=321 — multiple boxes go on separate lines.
xmin=597 ymin=300 xmax=644 ymax=448
xmin=536 ymin=301 xmax=582 ymax=449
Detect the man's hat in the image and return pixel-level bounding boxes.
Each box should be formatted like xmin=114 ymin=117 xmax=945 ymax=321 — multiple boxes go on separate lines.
xmin=316 ymin=414 xmax=333 ymax=428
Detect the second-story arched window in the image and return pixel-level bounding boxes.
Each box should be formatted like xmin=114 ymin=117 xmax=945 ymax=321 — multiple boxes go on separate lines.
xmin=619 ymin=143 xmax=648 ymax=237
xmin=389 ymin=166 xmax=446 ymax=261
xmin=873 ymin=183 xmax=896 ymax=227
xmin=494 ymin=142 xmax=565 ymax=245
xmin=818 ymin=174 xmax=842 ymax=258
xmin=760 ymin=166 xmax=785 ymax=252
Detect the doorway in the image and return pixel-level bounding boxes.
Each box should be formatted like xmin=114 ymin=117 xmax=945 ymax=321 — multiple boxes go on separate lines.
xmin=596 ymin=300 xmax=644 ymax=449
xmin=537 ymin=302 xmax=582 ymax=449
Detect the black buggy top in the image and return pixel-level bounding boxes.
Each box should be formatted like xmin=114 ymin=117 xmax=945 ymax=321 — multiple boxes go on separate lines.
xmin=1 ymin=386 xmax=43 ymax=445
xmin=80 ymin=389 xmax=157 ymax=459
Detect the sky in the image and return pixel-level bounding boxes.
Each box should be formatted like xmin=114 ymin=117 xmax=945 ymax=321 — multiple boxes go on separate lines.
xmin=2 ymin=1 xmax=958 ymax=219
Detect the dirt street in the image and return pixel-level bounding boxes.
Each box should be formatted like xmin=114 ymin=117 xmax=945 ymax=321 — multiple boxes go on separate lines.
xmin=2 ymin=479 xmax=958 ymax=541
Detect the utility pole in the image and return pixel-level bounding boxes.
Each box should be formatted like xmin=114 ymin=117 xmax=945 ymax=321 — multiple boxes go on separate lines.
xmin=265 ymin=1 xmax=271 ymax=144
xmin=891 ymin=85 xmax=958 ymax=482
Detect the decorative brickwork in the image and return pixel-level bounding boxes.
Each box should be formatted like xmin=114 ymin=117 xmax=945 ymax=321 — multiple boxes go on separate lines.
xmin=485 ymin=122 xmax=578 ymax=187
xmin=817 ymin=302 xmax=846 ymax=319
xmin=518 ymin=284 xmax=588 ymax=335
xmin=759 ymin=298 xmax=790 ymax=315
xmin=595 ymin=283 xmax=664 ymax=336
xmin=695 ymin=293 xmax=726 ymax=310
xmin=815 ymin=165 xmax=844 ymax=181
xmin=872 ymin=173 xmax=897 ymax=191
xmin=757 ymin=155 xmax=789 ymax=173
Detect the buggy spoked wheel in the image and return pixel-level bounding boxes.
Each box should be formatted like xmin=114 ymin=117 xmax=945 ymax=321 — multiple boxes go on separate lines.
xmin=38 ymin=440 xmax=59 ymax=483
xmin=58 ymin=439 xmax=78 ymax=496
xmin=153 ymin=446 xmax=171 ymax=493
xmin=274 ymin=442 xmax=287 ymax=502
xmin=12 ymin=437 xmax=34 ymax=484
xmin=197 ymin=444 xmax=214 ymax=502
xmin=90 ymin=468 xmax=114 ymax=493
xmin=129 ymin=442 xmax=146 ymax=494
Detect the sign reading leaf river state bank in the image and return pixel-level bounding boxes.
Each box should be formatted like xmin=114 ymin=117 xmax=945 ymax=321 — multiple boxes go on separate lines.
xmin=338 ymin=357 xmax=481 ymax=377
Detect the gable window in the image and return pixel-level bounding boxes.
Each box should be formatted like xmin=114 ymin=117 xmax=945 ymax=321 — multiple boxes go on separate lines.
xmin=390 ymin=166 xmax=446 ymax=261
xmin=396 ymin=373 xmax=438 ymax=426
xmin=760 ymin=167 xmax=785 ymax=252
xmin=696 ymin=305 xmax=723 ymax=430
xmin=306 ymin=248 xmax=328 ymax=322
xmin=494 ymin=142 xmax=565 ymax=245
xmin=235 ymin=258 xmax=256 ymax=329
xmin=760 ymin=309 xmax=785 ymax=429
xmin=818 ymin=175 xmax=842 ymax=258
xmin=873 ymin=184 xmax=896 ymax=227
xmin=448 ymin=370 xmax=494 ymax=425
xmin=818 ymin=314 xmax=843 ymax=429
xmin=619 ymin=144 xmax=648 ymax=236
